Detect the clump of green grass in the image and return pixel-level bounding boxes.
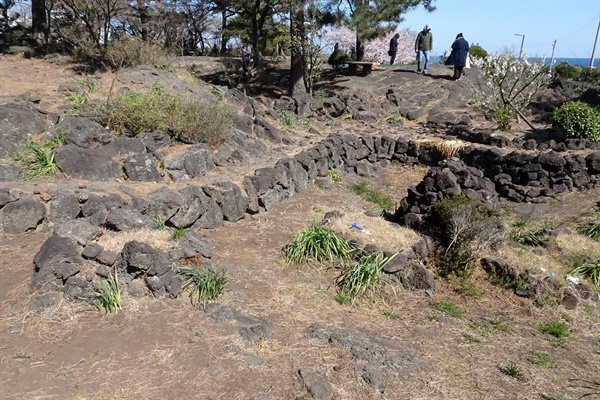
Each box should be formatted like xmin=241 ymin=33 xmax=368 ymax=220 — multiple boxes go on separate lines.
xmin=456 ymin=282 xmax=485 ymax=299
xmin=578 ymin=209 xmax=600 ymax=239
xmin=275 ymin=107 xmax=311 ymax=129
xmin=336 ymin=251 xmax=397 ymax=305
xmin=498 ymin=361 xmax=524 ymax=380
xmin=210 ymin=86 xmax=224 ymax=100
xmin=14 ymin=140 xmax=59 ymax=180
xmin=152 ymin=215 xmax=166 ymax=230
xmin=178 ymin=265 xmax=227 ymax=308
xmin=508 ymin=218 xmax=554 ymax=246
xmin=95 ymin=273 xmax=122 ymax=313
xmin=171 ymin=227 xmax=186 ymax=240
xmin=349 ymin=182 xmax=395 ymax=212
xmin=382 ymin=309 xmax=399 ymax=319
xmin=431 ymin=301 xmax=464 ymax=318
xmin=103 ymin=86 xmax=231 ymax=147
xmin=539 ymin=321 xmax=569 ymax=338
xmin=527 ymin=351 xmax=559 ymax=368
xmin=284 ymin=222 xmax=355 ymax=265
xmin=327 ymin=168 xmax=342 ymax=182
xmin=571 ymin=259 xmax=600 ymax=290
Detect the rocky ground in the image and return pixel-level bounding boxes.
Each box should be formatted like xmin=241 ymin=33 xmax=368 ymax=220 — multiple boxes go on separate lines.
xmin=0 ymin=54 xmax=599 ymax=400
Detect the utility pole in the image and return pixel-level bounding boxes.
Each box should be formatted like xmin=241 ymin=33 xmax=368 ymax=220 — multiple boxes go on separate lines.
xmin=550 ymin=39 xmax=557 ymax=67
xmin=590 ymin=18 xmax=600 ymax=68
xmin=515 ymin=34 xmax=525 ymax=61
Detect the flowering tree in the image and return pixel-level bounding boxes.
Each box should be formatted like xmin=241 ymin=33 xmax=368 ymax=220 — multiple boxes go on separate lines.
xmin=471 ymin=54 xmax=551 ymax=130
xmin=323 ymin=25 xmax=416 ymax=64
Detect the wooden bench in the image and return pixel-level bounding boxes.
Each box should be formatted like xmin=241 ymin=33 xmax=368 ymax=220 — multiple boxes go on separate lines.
xmin=346 ymin=61 xmax=377 ymax=76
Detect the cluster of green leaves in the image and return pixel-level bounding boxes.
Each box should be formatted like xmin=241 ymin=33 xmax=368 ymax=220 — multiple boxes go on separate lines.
xmin=468 ymin=43 xmax=488 ymax=59
xmin=327 ymin=168 xmax=342 ymax=182
xmin=489 ymin=271 xmax=527 ymax=291
xmin=553 ymin=61 xmax=581 ymax=80
xmin=284 ymin=222 xmax=355 ymax=265
xmin=508 ymin=218 xmax=554 ymax=246
xmin=103 ymin=86 xmax=231 ymax=147
xmin=95 ymin=273 xmax=122 ymax=313
xmin=336 ymin=251 xmax=397 ymax=305
xmin=327 ymin=49 xmax=350 ymax=67
xmin=178 ymin=265 xmax=227 ymax=308
xmin=275 ymin=107 xmax=311 ymax=128
xmin=350 ymin=182 xmax=395 ymax=213
xmin=551 ymin=101 xmax=600 ymax=141
xmin=14 ymin=133 xmax=67 ymax=179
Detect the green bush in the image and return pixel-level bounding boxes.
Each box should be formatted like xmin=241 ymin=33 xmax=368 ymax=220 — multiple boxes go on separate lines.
xmin=551 ymin=101 xmax=600 ymax=141
xmin=103 ymin=86 xmax=231 ymax=147
xmin=95 ymin=273 xmax=122 ymax=313
xmin=468 ymin=43 xmax=488 ymax=59
xmin=178 ymin=264 xmax=227 ymax=308
xmin=336 ymin=251 xmax=397 ymax=305
xmin=553 ymin=61 xmax=581 ymax=80
xmin=580 ymin=67 xmax=600 ymax=85
xmin=328 ymin=50 xmax=350 ymax=67
xmin=284 ymin=222 xmax=356 ymax=265
xmin=14 ymin=133 xmax=67 ymax=180
xmin=105 ymin=36 xmax=171 ymax=68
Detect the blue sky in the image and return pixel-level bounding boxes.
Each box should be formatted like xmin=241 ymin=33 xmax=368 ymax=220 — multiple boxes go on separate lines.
xmin=402 ymin=0 xmax=600 ymax=59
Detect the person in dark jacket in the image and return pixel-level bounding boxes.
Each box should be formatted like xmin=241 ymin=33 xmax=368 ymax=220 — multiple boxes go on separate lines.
xmin=388 ymin=33 xmax=400 ymax=65
xmin=444 ymin=33 xmax=470 ymax=80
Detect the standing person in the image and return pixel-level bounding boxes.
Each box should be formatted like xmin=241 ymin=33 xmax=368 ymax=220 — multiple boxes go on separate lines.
xmin=388 ymin=33 xmax=400 ymax=65
xmin=444 ymin=33 xmax=470 ymax=80
xmin=241 ymin=41 xmax=254 ymax=76
xmin=415 ymin=24 xmax=433 ymax=74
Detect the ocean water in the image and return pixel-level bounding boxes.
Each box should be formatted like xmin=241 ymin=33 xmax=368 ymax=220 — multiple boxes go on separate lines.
xmin=547 ymin=57 xmax=600 ymax=68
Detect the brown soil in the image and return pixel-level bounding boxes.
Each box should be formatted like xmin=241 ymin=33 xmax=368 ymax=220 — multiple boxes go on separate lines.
xmin=1 ymin=54 xmax=600 ymax=400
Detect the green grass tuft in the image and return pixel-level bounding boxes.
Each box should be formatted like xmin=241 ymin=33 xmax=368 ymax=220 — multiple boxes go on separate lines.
xmin=95 ymin=273 xmax=122 ymax=313
xmin=336 ymin=251 xmax=397 ymax=305
xmin=571 ymin=259 xmax=600 ymax=290
xmin=284 ymin=222 xmax=355 ymax=265
xmin=539 ymin=321 xmax=569 ymax=338
xmin=498 ymin=361 xmax=524 ymax=380
xmin=14 ymin=140 xmax=58 ymax=180
xmin=171 ymin=227 xmax=186 ymax=240
xmin=178 ymin=264 xmax=227 ymax=308
xmin=349 ymin=182 xmax=395 ymax=212
xmin=431 ymin=301 xmax=464 ymax=318
xmin=527 ymin=351 xmax=559 ymax=368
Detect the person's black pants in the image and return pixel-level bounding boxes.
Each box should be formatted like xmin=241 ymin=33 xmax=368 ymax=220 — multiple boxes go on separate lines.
xmin=453 ymin=66 xmax=464 ymax=80
xmin=242 ymin=56 xmax=250 ymax=72
xmin=389 ymin=52 xmax=397 ymax=65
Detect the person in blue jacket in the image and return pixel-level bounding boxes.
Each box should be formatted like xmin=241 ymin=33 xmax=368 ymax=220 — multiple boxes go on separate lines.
xmin=444 ymin=33 xmax=470 ymax=80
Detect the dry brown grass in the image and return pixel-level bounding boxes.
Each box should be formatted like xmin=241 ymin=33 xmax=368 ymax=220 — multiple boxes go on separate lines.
xmin=555 ymin=233 xmax=600 ymax=260
xmin=414 ymin=138 xmax=468 ymax=159
xmin=496 ymin=243 xmax=567 ymax=276
xmin=327 ymin=211 xmax=420 ymax=253
xmin=96 ymin=228 xmax=175 ymax=253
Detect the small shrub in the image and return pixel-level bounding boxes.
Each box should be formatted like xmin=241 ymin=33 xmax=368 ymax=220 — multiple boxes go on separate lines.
xmin=553 ymin=61 xmax=581 ymax=80
xmin=284 ymin=222 xmax=355 ymax=265
xmin=312 ymin=89 xmax=328 ymax=100
xmin=328 ymin=50 xmax=350 ymax=67
xmin=80 ymin=76 xmax=98 ymax=93
xmin=105 ymin=36 xmax=170 ymax=68
xmin=178 ymin=264 xmax=227 ymax=308
xmin=571 ymin=260 xmax=600 ymax=289
xmin=468 ymin=43 xmax=488 ymax=59
xmin=350 ymin=182 xmax=395 ymax=212
xmin=431 ymin=301 xmax=463 ymax=318
xmin=580 ymin=67 xmax=600 ymax=85
xmin=210 ymin=86 xmax=224 ymax=100
xmin=437 ymin=249 xmax=476 ymax=278
xmin=490 ymin=272 xmax=514 ymax=289
xmin=527 ymin=351 xmax=558 ymax=368
xmin=335 ymin=291 xmax=351 ymax=305
xmin=539 ymin=321 xmax=569 ymax=338
xmin=276 ymin=108 xmax=296 ymax=127
xmin=492 ymin=105 xmax=513 ymax=131
xmin=336 ymin=251 xmax=397 ymax=305
xmin=498 ymin=361 xmax=524 ymax=380
xmin=551 ymin=101 xmax=600 ymax=141
xmin=95 ymin=273 xmax=122 ymax=313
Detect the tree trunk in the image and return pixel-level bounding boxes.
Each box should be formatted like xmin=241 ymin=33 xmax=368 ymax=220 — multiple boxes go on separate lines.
xmin=31 ymin=0 xmax=47 ymax=43
xmin=289 ymin=0 xmax=306 ymax=96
